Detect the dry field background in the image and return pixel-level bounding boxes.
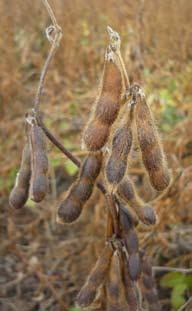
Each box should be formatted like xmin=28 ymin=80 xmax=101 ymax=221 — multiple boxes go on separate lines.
xmin=0 ymin=1 xmax=192 ymax=310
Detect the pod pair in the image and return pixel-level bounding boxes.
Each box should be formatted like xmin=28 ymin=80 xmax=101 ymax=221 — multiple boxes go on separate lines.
xmin=9 ymin=124 xmax=48 ymax=209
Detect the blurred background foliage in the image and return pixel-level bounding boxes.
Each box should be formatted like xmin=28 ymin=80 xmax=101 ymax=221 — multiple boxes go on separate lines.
xmin=0 ymin=1 xmax=192 ymax=310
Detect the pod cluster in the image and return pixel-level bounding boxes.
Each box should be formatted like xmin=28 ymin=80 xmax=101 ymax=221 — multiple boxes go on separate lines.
xmin=10 ymin=27 xmax=169 ymax=310
xmin=76 ymin=229 xmax=161 ymax=311
xmin=9 ymin=122 xmax=49 ymax=209
xmin=75 ymin=33 xmax=168 ymax=310
xmin=57 ymin=152 xmax=102 ymax=223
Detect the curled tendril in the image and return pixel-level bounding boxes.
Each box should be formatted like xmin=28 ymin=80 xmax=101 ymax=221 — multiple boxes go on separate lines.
xmin=45 ymin=25 xmax=57 ymax=43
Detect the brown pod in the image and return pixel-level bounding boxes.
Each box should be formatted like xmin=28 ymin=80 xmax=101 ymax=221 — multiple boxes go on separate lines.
xmin=145 ymin=289 xmax=159 ymax=304
xmin=135 ymin=89 xmax=170 ymax=191
xmin=122 ymin=252 xmax=138 ymax=311
xmin=142 ymin=256 xmax=152 ymax=275
xmin=106 ymin=251 xmax=128 ymax=311
xmin=148 ymin=169 xmax=170 ymax=192
xmin=57 ymin=152 xmax=102 ymax=224
xmin=119 ymin=207 xmax=141 ymax=281
xmin=9 ymin=144 xmax=31 ymax=209
xmin=83 ymin=119 xmax=110 ymax=151
xmin=88 ymin=286 xmax=107 ymax=311
xmin=71 ymin=177 xmax=93 ymax=202
xmin=125 ymin=230 xmax=139 ymax=254
xmin=83 ymin=49 xmax=123 ymax=151
xmin=80 ymin=152 xmax=103 ymax=181
xmin=30 ymin=124 xmax=48 ymax=202
xmin=105 ymin=125 xmax=132 ymax=186
xmin=118 ymin=177 xmax=157 ymax=225
xmin=119 ymin=206 xmax=139 ymax=257
xmin=141 ymin=254 xmax=162 ymax=311
xmin=76 ymin=243 xmax=113 ymax=308
xmin=57 ymin=195 xmax=83 ymax=224
xmin=142 ymin=274 xmax=155 ymax=289
xmin=150 ymin=303 xmax=162 ymax=311
xmin=128 ymin=253 xmax=141 ymax=281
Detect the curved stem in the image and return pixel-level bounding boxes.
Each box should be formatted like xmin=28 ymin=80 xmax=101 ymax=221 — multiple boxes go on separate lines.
xmin=34 ymin=0 xmax=62 ymax=113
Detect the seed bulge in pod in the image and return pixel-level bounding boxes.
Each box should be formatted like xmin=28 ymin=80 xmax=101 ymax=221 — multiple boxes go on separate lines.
xmin=142 ymin=275 xmax=154 ymax=289
xmin=81 ymin=152 xmax=102 ymax=180
xmin=128 ymin=253 xmax=141 ymax=281
xmin=31 ymin=174 xmax=47 ymax=202
xmin=95 ymin=93 xmax=120 ymax=126
xmin=149 ymin=169 xmax=170 ymax=192
xmin=142 ymin=205 xmax=157 ymax=225
xmin=76 ymin=244 xmax=113 ymax=308
xmin=117 ymin=177 xmax=135 ymax=201
xmin=106 ymin=155 xmax=127 ymax=185
xmin=9 ymin=144 xmax=31 ymax=209
xmin=145 ymin=289 xmax=159 ymax=304
xmin=71 ymin=178 xmax=93 ymax=202
xmin=106 ymin=126 xmax=132 ymax=186
xmin=58 ymin=195 xmax=82 ymax=223
xmin=83 ymin=120 xmax=110 ymax=151
xmin=125 ymin=230 xmax=139 ymax=254
xmin=142 ymin=257 xmax=152 ymax=275
xmin=143 ymin=148 xmax=163 ymax=171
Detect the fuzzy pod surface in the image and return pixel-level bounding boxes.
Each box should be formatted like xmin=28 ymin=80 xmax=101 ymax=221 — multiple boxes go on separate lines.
xmin=135 ymin=90 xmax=170 ymax=191
xmin=83 ymin=50 xmax=123 ymax=151
xmin=141 ymin=255 xmax=162 ymax=311
xmin=76 ymin=243 xmax=113 ymax=308
xmin=119 ymin=207 xmax=141 ymax=281
xmin=9 ymin=143 xmax=31 ymax=209
xmin=105 ymin=124 xmax=132 ymax=186
xmin=106 ymin=251 xmax=128 ymax=311
xmin=121 ymin=252 xmax=138 ymax=311
xmin=30 ymin=124 xmax=48 ymax=202
xmin=118 ymin=177 xmax=157 ymax=225
xmin=58 ymin=152 xmax=102 ymax=224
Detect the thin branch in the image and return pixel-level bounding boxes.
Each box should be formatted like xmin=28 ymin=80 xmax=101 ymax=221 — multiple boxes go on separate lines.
xmin=37 ymin=117 xmax=81 ymax=167
xmin=177 ymin=297 xmax=192 ymax=311
xmin=153 ymin=266 xmax=192 ymax=274
xmin=34 ymin=0 xmax=62 ymax=113
xmin=36 ymin=116 xmax=107 ymax=195
xmin=42 ymin=0 xmax=60 ymax=28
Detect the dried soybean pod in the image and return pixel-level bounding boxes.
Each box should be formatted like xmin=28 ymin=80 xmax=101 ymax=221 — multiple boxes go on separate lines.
xmin=89 ymin=286 xmax=107 ymax=311
xmin=119 ymin=207 xmax=141 ymax=281
xmin=9 ymin=144 xmax=31 ymax=209
xmin=30 ymin=123 xmax=48 ymax=202
xmin=57 ymin=152 xmax=102 ymax=224
xmin=106 ymin=251 xmax=128 ymax=311
xmin=105 ymin=121 xmax=133 ymax=187
xmin=141 ymin=255 xmax=161 ymax=311
xmin=76 ymin=243 xmax=113 ymax=308
xmin=83 ymin=48 xmax=123 ymax=151
xmin=121 ymin=251 xmax=139 ymax=311
xmin=118 ymin=177 xmax=157 ymax=225
xmin=135 ymin=87 xmax=170 ymax=191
